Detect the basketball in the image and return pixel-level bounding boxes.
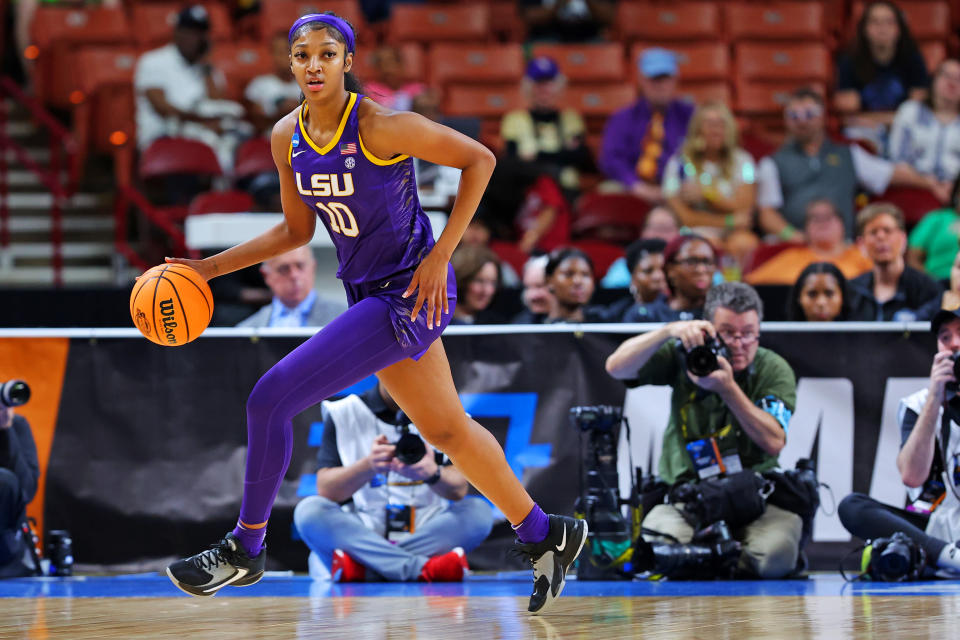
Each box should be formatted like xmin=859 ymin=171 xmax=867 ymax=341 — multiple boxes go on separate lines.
xmin=129 ymin=263 xmax=214 ymax=346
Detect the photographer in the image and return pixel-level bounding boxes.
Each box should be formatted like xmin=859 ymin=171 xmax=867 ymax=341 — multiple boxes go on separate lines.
xmin=0 ymin=382 xmax=39 ymax=578
xmin=606 ymin=282 xmax=802 ymax=578
xmin=293 ymin=381 xmax=493 ymax=582
xmin=837 ymin=308 xmax=960 ymax=577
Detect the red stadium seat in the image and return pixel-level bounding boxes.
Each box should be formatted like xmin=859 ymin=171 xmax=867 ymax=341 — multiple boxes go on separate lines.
xmin=188 ymin=190 xmax=256 ymax=216
xmin=921 ymin=40 xmax=947 ymax=71
xmin=443 ymin=84 xmax=524 ymax=118
xmin=531 ymin=43 xmax=627 ymax=83
xmin=725 ymin=2 xmax=826 ymax=41
xmin=677 ymin=82 xmax=732 ymax=106
xmin=490 ymin=1 xmax=526 ymax=42
xmin=428 ymin=43 xmax=524 ymax=86
xmin=871 ymin=186 xmax=943 ymax=226
xmin=572 ymin=192 xmax=649 ymax=244
xmin=259 ymin=0 xmax=367 ymax=41
xmin=29 ymin=6 xmax=130 ymax=107
xmin=651 ymin=43 xmax=730 ymax=83
xmin=388 ymin=4 xmax=490 ymax=43
xmin=735 ymin=81 xmax=828 ymax=115
xmin=210 ymin=41 xmax=273 ymax=102
xmin=571 ymin=240 xmax=627 ymax=280
xmin=72 ymin=47 xmax=137 ymax=172
xmin=489 ymin=240 xmax=530 ymax=277
xmin=735 ymin=43 xmax=832 ymax=83
xmin=139 ymin=138 xmax=223 ymax=180
xmin=616 ymin=2 xmax=721 ymax=43
xmin=350 ymin=42 xmax=425 ymax=84
xmin=559 ymin=84 xmax=636 ymax=118
xmin=130 ymin=3 xmax=232 ymax=49
xmin=233 ymin=137 xmax=276 ymax=180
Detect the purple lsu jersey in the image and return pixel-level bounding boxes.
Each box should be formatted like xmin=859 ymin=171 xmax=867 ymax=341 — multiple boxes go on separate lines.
xmin=289 ymin=93 xmax=435 ymax=283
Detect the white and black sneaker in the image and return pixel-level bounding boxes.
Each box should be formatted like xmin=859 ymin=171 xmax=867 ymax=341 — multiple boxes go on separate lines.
xmin=515 ymin=515 xmax=588 ymax=615
xmin=166 ymin=533 xmax=266 ymax=597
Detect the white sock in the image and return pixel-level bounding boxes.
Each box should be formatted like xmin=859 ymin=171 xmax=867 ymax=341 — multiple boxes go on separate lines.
xmin=936 ymin=542 xmax=960 ymax=571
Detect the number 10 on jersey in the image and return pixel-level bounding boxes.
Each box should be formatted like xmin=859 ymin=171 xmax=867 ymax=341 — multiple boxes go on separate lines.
xmin=316 ymin=202 xmax=359 ymax=237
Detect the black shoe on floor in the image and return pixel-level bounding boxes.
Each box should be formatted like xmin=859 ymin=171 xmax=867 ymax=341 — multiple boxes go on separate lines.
xmin=515 ymin=515 xmax=588 ymax=614
xmin=166 ymin=533 xmax=265 ymax=597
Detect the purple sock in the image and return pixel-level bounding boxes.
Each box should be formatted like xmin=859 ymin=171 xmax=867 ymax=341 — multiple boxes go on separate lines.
xmin=513 ymin=504 xmax=549 ymax=543
xmin=232 ymin=522 xmax=266 ymax=558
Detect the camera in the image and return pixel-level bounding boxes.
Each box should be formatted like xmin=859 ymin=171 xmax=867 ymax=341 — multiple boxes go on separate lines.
xmin=678 ymin=335 xmax=730 ymax=377
xmin=942 ymin=354 xmax=960 ymax=420
xmin=0 ymin=380 xmax=30 ymax=408
xmin=570 ymin=406 xmax=633 ymax=580
xmin=865 ymin=531 xmax=926 ymax=582
xmin=392 ymin=411 xmax=427 ymax=465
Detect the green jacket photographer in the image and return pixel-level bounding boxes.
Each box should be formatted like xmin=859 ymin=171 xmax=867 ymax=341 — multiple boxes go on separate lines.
xmin=606 ymin=282 xmax=803 ymax=579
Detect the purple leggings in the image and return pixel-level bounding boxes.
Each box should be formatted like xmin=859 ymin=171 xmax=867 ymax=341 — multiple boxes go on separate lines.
xmin=239 ymin=264 xmax=456 ymax=526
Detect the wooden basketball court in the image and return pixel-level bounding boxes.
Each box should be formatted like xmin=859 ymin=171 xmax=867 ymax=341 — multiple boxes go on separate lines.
xmin=1 ymin=574 xmax=958 ymax=639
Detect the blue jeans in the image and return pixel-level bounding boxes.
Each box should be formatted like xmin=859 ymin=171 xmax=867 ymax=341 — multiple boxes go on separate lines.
xmin=293 ymin=495 xmax=493 ymax=581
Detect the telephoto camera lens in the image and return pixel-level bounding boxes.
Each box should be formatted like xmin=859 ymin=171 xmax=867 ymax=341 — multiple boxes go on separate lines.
xmin=0 ymin=380 xmax=30 ymax=408
xmin=394 ymin=431 xmax=427 ymax=465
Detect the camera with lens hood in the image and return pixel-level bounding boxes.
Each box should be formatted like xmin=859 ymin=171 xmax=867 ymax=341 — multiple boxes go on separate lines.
xmin=391 ymin=410 xmax=427 ymax=465
xmin=677 ymin=335 xmax=730 ymax=377
xmin=0 ymin=380 xmax=30 ymax=408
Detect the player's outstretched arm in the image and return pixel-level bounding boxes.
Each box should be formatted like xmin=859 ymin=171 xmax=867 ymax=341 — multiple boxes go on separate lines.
xmin=360 ymin=101 xmax=496 ymax=329
xmin=165 ymin=111 xmax=317 ymax=281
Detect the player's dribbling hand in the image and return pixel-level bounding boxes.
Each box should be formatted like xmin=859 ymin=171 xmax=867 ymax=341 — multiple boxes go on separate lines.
xmin=403 ymin=249 xmax=449 ymax=330
xmin=163 ymin=256 xmax=216 ymax=281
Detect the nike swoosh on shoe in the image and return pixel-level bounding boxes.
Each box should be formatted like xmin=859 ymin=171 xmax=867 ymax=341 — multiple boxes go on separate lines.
xmin=202 ymin=567 xmax=248 ymax=593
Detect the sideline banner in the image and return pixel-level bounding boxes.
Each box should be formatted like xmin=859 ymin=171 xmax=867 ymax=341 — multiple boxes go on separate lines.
xmin=11 ymin=326 xmax=936 ymax=571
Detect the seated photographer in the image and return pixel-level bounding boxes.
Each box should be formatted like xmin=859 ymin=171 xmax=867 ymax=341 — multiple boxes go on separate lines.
xmin=0 ymin=382 xmax=39 ymax=578
xmin=837 ymin=308 xmax=960 ymax=578
xmin=606 ymin=282 xmax=802 ymax=578
xmin=292 ymin=381 xmax=494 ymax=582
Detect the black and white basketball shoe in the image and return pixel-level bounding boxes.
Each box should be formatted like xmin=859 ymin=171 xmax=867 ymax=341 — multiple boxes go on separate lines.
xmin=166 ymin=533 xmax=266 ymax=597
xmin=514 ymin=515 xmax=588 ymax=614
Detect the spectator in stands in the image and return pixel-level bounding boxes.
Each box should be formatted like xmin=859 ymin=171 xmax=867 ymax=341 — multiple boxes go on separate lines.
xmin=520 ymin=0 xmax=615 ymax=42
xmin=601 ymin=205 xmax=682 ymax=288
xmin=450 ymin=245 xmax=503 ymax=325
xmin=746 ymin=199 xmax=874 ymax=286
xmin=244 ymin=33 xmax=302 ymax=136
xmin=600 ymin=49 xmax=694 ymax=205
xmin=837 ymin=309 xmax=960 ymax=580
xmin=834 ymin=0 xmax=929 ymax=148
xmin=513 ymin=255 xmax=554 ymax=324
xmin=293 ymin=380 xmax=493 ymax=582
xmin=908 ymin=174 xmax=960 ymax=281
xmin=606 ymin=282 xmax=802 ymax=579
xmin=787 ymin=262 xmax=851 ymax=322
xmin=663 ymin=101 xmax=758 ymax=268
xmin=364 ymin=44 xmax=426 ymax=111
xmin=757 ymin=88 xmax=947 ymax=242
xmin=544 ymin=247 xmax=604 ymax=323
xmin=848 ymin=203 xmax=940 ymax=321
xmin=623 ymin=234 xmax=716 ymax=322
xmin=134 ymin=5 xmax=250 ymax=172
xmin=0 ymin=400 xmax=39 ymax=578
xmin=888 ymin=59 xmax=960 ymax=185
xmin=501 ymin=56 xmax=594 ymax=199
xmin=605 ymin=238 xmax=667 ymax=322
xmin=236 ymin=246 xmax=346 ymax=328
xmin=931 ymin=248 xmax=960 ymax=313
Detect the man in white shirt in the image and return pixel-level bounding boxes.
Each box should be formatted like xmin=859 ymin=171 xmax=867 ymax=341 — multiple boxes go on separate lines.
xmin=134 ymin=5 xmax=248 ymax=171
xmin=243 ymin=34 xmax=302 ymax=136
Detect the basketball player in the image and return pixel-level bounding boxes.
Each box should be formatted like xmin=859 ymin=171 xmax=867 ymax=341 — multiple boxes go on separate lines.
xmin=163 ymin=13 xmax=586 ymax=613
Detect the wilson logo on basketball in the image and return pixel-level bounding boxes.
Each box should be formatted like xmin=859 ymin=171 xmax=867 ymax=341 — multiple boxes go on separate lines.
xmin=159 ymin=298 xmax=179 ymax=344
xmin=134 ymin=308 xmax=151 ymax=336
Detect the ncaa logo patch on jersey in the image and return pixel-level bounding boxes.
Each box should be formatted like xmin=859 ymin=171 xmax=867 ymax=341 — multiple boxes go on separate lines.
xmin=344 ymin=157 xmax=356 ymax=169
xmin=292 ymin=131 xmax=300 ymax=148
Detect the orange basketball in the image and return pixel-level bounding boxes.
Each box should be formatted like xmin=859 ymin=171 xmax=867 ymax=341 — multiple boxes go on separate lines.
xmin=129 ymin=263 xmax=214 ymax=346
